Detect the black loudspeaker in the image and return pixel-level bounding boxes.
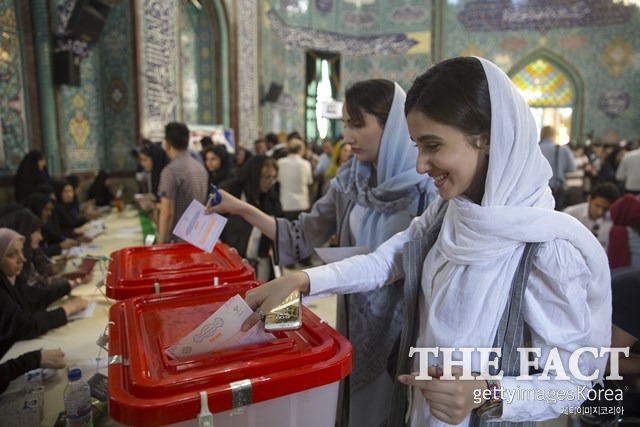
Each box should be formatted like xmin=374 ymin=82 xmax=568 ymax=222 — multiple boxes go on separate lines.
xmin=54 ymin=51 xmax=81 ymax=86
xmin=66 ymin=0 xmax=115 ymax=44
xmin=262 ymin=82 xmax=283 ymax=104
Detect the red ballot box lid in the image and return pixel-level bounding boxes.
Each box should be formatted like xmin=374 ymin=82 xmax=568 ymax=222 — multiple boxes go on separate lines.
xmin=106 ymin=242 xmax=255 ymax=299
xmin=107 ymin=282 xmax=352 ymax=427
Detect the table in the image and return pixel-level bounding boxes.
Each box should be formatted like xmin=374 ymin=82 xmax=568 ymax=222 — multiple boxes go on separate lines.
xmin=1 ymin=209 xmax=145 ymax=426
xmin=1 ymin=208 xmax=339 ymax=427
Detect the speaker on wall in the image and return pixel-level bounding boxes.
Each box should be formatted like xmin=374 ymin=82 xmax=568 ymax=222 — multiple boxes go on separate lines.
xmin=66 ymin=0 xmax=115 ymax=44
xmin=54 ymin=50 xmax=81 ymax=86
xmin=262 ymin=83 xmax=283 ymax=104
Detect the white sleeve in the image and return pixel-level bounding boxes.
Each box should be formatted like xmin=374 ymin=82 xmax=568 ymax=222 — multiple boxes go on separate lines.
xmin=304 ymin=204 xmax=438 ymax=298
xmin=615 ymin=155 xmax=627 ymax=181
xmin=500 ymin=240 xmax=609 ymax=420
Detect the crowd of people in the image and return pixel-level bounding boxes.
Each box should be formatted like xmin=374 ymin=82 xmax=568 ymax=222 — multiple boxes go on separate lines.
xmin=2 ymin=56 xmax=640 ymax=425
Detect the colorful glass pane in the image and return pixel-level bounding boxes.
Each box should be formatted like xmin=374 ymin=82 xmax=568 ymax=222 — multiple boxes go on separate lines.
xmin=512 ymin=59 xmax=575 ymax=108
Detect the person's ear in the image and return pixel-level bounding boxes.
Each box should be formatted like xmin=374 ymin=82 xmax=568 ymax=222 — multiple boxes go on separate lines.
xmin=476 ymin=134 xmax=490 ymax=154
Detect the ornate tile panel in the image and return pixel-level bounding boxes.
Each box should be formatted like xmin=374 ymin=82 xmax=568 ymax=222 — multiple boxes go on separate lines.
xmin=0 ymin=0 xmax=28 ymax=174
xmin=238 ymin=0 xmax=259 ymax=144
xmin=138 ymin=0 xmax=179 ymax=141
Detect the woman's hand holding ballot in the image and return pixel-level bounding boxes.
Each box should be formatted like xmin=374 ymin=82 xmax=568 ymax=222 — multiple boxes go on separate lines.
xmin=241 ymin=272 xmax=310 ymax=331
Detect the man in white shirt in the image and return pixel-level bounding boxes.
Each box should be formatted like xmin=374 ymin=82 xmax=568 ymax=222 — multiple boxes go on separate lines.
xmin=564 ymin=182 xmax=620 ymax=249
xmin=538 ymin=126 xmax=576 ymax=210
xmin=616 ymin=147 xmax=640 ymax=194
xmin=277 ymin=137 xmax=313 ymax=221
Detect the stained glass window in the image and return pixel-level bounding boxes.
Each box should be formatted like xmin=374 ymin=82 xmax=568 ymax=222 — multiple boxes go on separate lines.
xmin=512 ymin=59 xmax=575 ymax=108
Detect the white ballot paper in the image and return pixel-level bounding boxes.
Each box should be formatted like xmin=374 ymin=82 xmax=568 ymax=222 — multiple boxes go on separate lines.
xmin=172 ymin=199 xmax=227 ymax=253
xmin=66 ymin=301 xmax=96 ymax=321
xmin=314 ymin=246 xmax=369 ymax=264
xmin=165 ymin=294 xmax=274 ymax=359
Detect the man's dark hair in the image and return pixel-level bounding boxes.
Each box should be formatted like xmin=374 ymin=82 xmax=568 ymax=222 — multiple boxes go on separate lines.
xmin=165 ymin=122 xmax=190 ymax=150
xmin=590 ymin=182 xmax=621 ymax=203
xmin=265 ymin=132 xmax=279 ymax=148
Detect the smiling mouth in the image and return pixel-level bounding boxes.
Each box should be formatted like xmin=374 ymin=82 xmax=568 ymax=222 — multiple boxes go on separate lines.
xmin=430 ymin=172 xmax=448 ymax=185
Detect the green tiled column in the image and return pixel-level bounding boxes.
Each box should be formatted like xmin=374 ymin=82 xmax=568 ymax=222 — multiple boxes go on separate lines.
xmin=30 ymin=0 xmax=61 ymax=175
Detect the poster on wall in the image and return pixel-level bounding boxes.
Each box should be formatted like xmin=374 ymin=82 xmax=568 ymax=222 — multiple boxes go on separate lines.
xmin=189 ymin=124 xmax=235 ymax=154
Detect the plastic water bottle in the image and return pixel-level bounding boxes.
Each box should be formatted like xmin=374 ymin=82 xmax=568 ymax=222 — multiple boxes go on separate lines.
xmin=64 ymin=368 xmax=93 ymax=427
xmin=114 ymin=187 xmax=124 ymax=213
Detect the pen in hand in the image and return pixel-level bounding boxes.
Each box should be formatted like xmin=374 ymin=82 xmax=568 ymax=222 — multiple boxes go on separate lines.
xmin=209 ymin=184 xmax=222 ymax=207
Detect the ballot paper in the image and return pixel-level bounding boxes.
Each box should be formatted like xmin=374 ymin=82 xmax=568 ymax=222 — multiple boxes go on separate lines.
xmin=172 ymin=199 xmax=227 ymax=253
xmin=165 ymin=294 xmax=258 ymax=359
xmin=66 ymin=301 xmax=96 ymax=321
xmin=84 ymin=220 xmax=107 ymax=239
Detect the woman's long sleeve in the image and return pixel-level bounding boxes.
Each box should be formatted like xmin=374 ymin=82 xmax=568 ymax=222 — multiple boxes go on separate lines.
xmin=275 ymin=188 xmax=340 ymax=265
xmin=0 ymin=350 xmax=41 ymax=393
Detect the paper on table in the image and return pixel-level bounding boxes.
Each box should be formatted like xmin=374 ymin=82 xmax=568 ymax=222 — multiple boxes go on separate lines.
xmin=314 ymin=246 xmax=369 ymax=264
xmin=172 ymin=199 xmax=227 ymax=253
xmin=66 ymin=301 xmax=96 ymax=321
xmin=165 ymin=294 xmax=254 ymax=359
xmin=117 ymin=225 xmax=142 ymax=234
xmin=84 ymin=220 xmax=106 ymax=239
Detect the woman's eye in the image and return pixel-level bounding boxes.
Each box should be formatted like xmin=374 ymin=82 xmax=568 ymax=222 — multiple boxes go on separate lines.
xmin=418 ymin=143 xmax=439 ymax=153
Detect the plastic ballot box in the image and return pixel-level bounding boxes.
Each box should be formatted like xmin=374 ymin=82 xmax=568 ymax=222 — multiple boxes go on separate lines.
xmin=106 ymin=242 xmax=255 ymax=300
xmin=108 ymin=282 xmax=352 ymax=427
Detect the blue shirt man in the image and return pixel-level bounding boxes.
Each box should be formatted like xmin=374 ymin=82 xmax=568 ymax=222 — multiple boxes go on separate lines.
xmin=538 ymin=126 xmax=576 ymax=210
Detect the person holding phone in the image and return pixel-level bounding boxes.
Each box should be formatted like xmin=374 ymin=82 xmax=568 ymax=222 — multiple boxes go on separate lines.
xmin=206 ymin=79 xmax=437 ymax=426
xmin=239 ymin=57 xmax=610 ymax=425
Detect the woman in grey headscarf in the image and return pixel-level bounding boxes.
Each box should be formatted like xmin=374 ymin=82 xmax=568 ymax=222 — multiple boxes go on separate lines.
xmin=207 ymin=79 xmax=438 ymax=426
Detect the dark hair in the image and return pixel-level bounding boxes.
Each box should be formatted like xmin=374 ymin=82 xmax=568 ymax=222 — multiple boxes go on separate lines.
xmin=32 ymin=183 xmax=55 ymax=197
xmin=405 ymin=57 xmax=491 ymax=138
xmin=139 ymin=145 xmax=153 ymax=159
xmin=200 ymin=137 xmax=214 ymax=150
xmin=265 ymin=133 xmax=279 ymax=147
xmin=287 ymin=131 xmax=303 ymax=142
xmin=590 ymin=182 xmax=621 ymax=203
xmin=345 ymin=79 xmax=395 ymax=128
xmin=14 ymin=150 xmax=48 ymax=204
xmin=65 ymin=174 xmax=80 ymax=189
xmin=203 ymin=145 xmax=229 ymax=168
xmin=164 ymin=122 xmax=190 ymax=150
xmin=262 ymin=157 xmax=278 ymax=173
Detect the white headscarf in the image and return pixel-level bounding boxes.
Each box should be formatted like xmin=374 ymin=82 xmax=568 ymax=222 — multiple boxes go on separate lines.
xmin=426 ymin=58 xmax=611 ymax=380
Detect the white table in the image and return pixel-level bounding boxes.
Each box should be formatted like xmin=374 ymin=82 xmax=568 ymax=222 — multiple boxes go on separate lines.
xmin=1 ymin=209 xmax=145 ymax=426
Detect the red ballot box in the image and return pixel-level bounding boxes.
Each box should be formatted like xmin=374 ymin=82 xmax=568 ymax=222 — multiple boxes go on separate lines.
xmin=106 ymin=242 xmax=255 ymax=300
xmin=108 ymin=282 xmax=352 ymax=427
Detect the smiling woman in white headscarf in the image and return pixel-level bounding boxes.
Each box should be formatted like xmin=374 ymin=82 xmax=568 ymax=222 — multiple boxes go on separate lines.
xmin=240 ymin=57 xmax=611 ymax=426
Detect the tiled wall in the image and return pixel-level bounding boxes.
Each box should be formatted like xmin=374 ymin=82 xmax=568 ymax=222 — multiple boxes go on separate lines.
xmin=260 ymin=0 xmax=639 ymax=142
xmin=137 ymin=0 xmax=180 ymax=142
xmin=5 ymin=0 xmax=638 ymax=180
xmin=180 ymin=1 xmax=218 ymax=126
xmin=54 ymin=0 xmax=137 ymax=173
xmin=99 ymin=0 xmax=137 ymax=171
xmin=0 ymin=0 xmax=30 ymax=176
xmin=444 ymin=0 xmax=640 ymax=141
xmin=259 ymin=0 xmax=433 ymax=138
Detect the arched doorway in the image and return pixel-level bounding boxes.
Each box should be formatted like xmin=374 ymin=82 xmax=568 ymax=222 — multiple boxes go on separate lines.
xmin=178 ymin=0 xmax=230 ymax=127
xmin=510 ymin=51 xmax=584 ymax=145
